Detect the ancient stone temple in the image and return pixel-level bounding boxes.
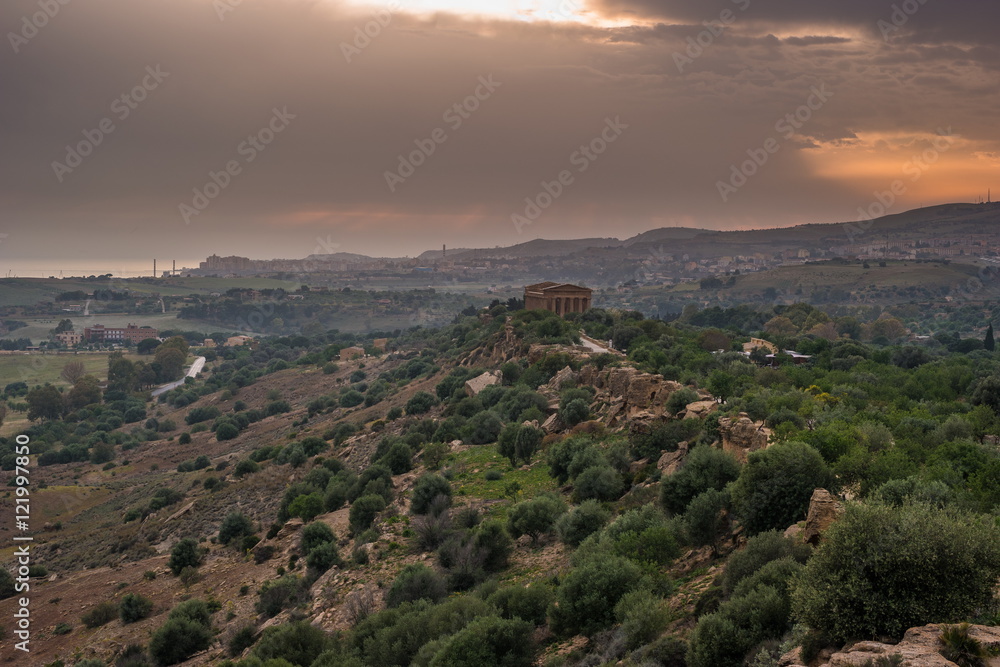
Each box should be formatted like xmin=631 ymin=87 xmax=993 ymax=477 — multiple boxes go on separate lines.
xmin=524 ymin=282 xmax=592 ymax=316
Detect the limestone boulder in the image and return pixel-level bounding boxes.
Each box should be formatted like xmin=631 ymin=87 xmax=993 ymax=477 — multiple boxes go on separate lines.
xmin=824 ymin=624 xmax=1000 ymax=667
xmin=802 ymin=488 xmax=844 ymax=545
xmin=718 ymin=415 xmax=768 ymax=463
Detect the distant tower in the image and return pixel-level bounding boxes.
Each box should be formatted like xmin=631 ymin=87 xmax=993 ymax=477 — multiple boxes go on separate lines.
xmin=172 ymin=260 xmax=176 ymax=276
xmin=443 ymin=244 xmax=446 ymax=260
xmin=153 ymin=259 xmax=156 ymax=278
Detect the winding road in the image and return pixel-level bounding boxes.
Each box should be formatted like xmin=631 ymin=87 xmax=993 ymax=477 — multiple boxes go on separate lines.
xmin=151 ymin=356 xmax=206 ymax=397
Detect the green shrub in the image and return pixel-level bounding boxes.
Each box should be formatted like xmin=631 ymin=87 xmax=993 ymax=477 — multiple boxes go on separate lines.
xmin=0 ymin=568 xmax=14 ymax=599
xmin=178 ymin=432 xmax=191 ymax=445
xmin=81 ymin=600 xmax=118 ymax=628
xmin=300 ymin=521 xmax=336 ymax=555
xmin=215 ymin=422 xmax=239 ymax=441
xmin=53 ymin=622 xmax=72 ymax=635
xmin=615 ymin=589 xmax=670 ymax=649
xmin=730 ymin=441 xmax=832 ymax=535
xmin=288 ymin=492 xmax=325 ymax=522
xmin=507 ymin=493 xmax=566 ymax=544
xmin=687 ymin=584 xmax=790 ymax=667
xmin=386 ymin=564 xmax=448 ymax=608
xmin=340 ymin=390 xmax=365 ymax=408
xmin=666 ymin=387 xmax=699 ymax=414
xmin=722 ymin=530 xmax=811 ymax=594
xmin=660 ymin=445 xmax=740 ymax=515
xmin=256 ymin=575 xmax=309 ymax=618
xmin=119 ymin=593 xmax=153 ymax=624
xmin=550 ymin=553 xmax=643 ymax=636
xmin=497 ymin=423 xmax=543 ymax=466
xmin=378 ymin=441 xmax=413 ymax=475
xmin=427 ymin=615 xmax=535 ymax=667
xmin=349 ymin=494 xmax=387 ymax=534
xmin=168 ymin=538 xmax=203 ymax=576
xmin=234 ymin=459 xmax=259 ymax=478
xmin=573 ymin=465 xmax=623 ymax=502
xmin=410 ymin=474 xmax=452 ymax=515
xmin=559 ymin=398 xmax=590 ymax=427
xmin=229 ymin=625 xmax=258 ymax=657
xmin=405 ymin=391 xmax=439 ymax=415
xmin=169 ymin=599 xmax=213 ymax=626
xmin=556 ymin=499 xmax=610 ymax=547
xmin=252 ymin=620 xmax=331 ymax=666
xmin=487 ymin=585 xmax=553 ymax=626
xmin=148 ymin=618 xmax=213 ymax=666
xmin=939 ymin=624 xmax=988 ymax=667
xmin=218 ymin=511 xmax=254 ymax=547
xmin=683 ymin=488 xmax=730 ymax=547
xmin=306 ymin=542 xmax=343 ymax=573
xmin=465 ymin=411 xmax=504 ymax=445
xmin=474 ymin=520 xmax=513 ymax=572
xmin=792 ymin=502 xmax=1000 ymax=642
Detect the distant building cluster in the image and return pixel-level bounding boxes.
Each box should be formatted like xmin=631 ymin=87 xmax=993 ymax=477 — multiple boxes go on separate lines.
xmin=83 ymin=323 xmax=158 ymax=343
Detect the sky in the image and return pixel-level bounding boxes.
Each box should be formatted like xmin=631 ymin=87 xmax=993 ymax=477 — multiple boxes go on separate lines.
xmin=1 ymin=0 xmax=998 ymax=267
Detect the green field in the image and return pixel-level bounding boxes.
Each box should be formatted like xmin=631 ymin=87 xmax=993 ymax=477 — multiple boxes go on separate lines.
xmin=0 ymin=352 xmax=142 ymax=388
xmin=2 ymin=312 xmax=222 ymax=343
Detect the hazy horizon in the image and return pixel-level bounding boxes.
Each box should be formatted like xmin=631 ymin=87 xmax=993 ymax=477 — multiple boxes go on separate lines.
xmin=2 ymin=0 xmax=998 ymax=263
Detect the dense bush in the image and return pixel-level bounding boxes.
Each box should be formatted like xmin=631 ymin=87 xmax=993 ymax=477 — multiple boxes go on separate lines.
xmin=722 ymin=530 xmax=811 ymax=595
xmin=497 ymin=423 xmax=543 ymax=466
xmin=218 ymin=511 xmax=254 ymax=546
xmin=148 ymin=617 xmax=213 ymax=666
xmin=488 ymin=585 xmax=553 ymax=626
xmin=81 ymin=600 xmax=118 ymax=628
xmin=119 ymin=593 xmax=153 ymax=624
xmin=556 ymin=500 xmax=610 ymax=547
xmin=550 ymin=553 xmax=643 ymax=636
xmin=428 ymin=615 xmax=535 ymax=666
xmin=792 ymin=502 xmax=1000 ymax=641
xmin=465 ymin=410 xmax=504 ymax=445
xmin=301 ymin=521 xmax=336 ymax=556
xmin=683 ymin=488 xmax=730 ymax=547
xmin=349 ymin=494 xmax=387 ymax=534
xmin=405 ymin=391 xmax=439 ymax=415
xmin=573 ymin=465 xmax=624 ymax=502
xmin=168 ymin=537 xmax=203 ymax=576
xmin=410 ymin=474 xmax=452 ymax=515
xmin=386 ymin=564 xmax=448 ymax=608
xmin=660 ymin=444 xmax=740 ymax=515
xmin=730 ymin=441 xmax=833 ymax=535
xmin=256 ymin=575 xmax=310 ymax=618
xmin=252 ymin=620 xmax=332 ymax=666
xmin=507 ymin=493 xmax=566 ymax=544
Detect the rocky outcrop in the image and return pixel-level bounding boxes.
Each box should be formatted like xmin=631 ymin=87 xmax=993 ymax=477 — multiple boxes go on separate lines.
xmin=814 ymin=624 xmax=1000 ymax=667
xmin=802 ymin=489 xmax=844 ymax=545
xmin=465 ymin=371 xmax=501 ymax=396
xmin=718 ymin=414 xmax=769 ymax=462
xmin=683 ymin=400 xmax=719 ymax=419
xmin=657 ymin=441 xmax=691 ymax=476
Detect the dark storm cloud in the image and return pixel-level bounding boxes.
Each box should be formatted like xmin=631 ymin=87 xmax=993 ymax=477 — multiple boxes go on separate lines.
xmin=0 ymin=0 xmax=998 ymax=262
